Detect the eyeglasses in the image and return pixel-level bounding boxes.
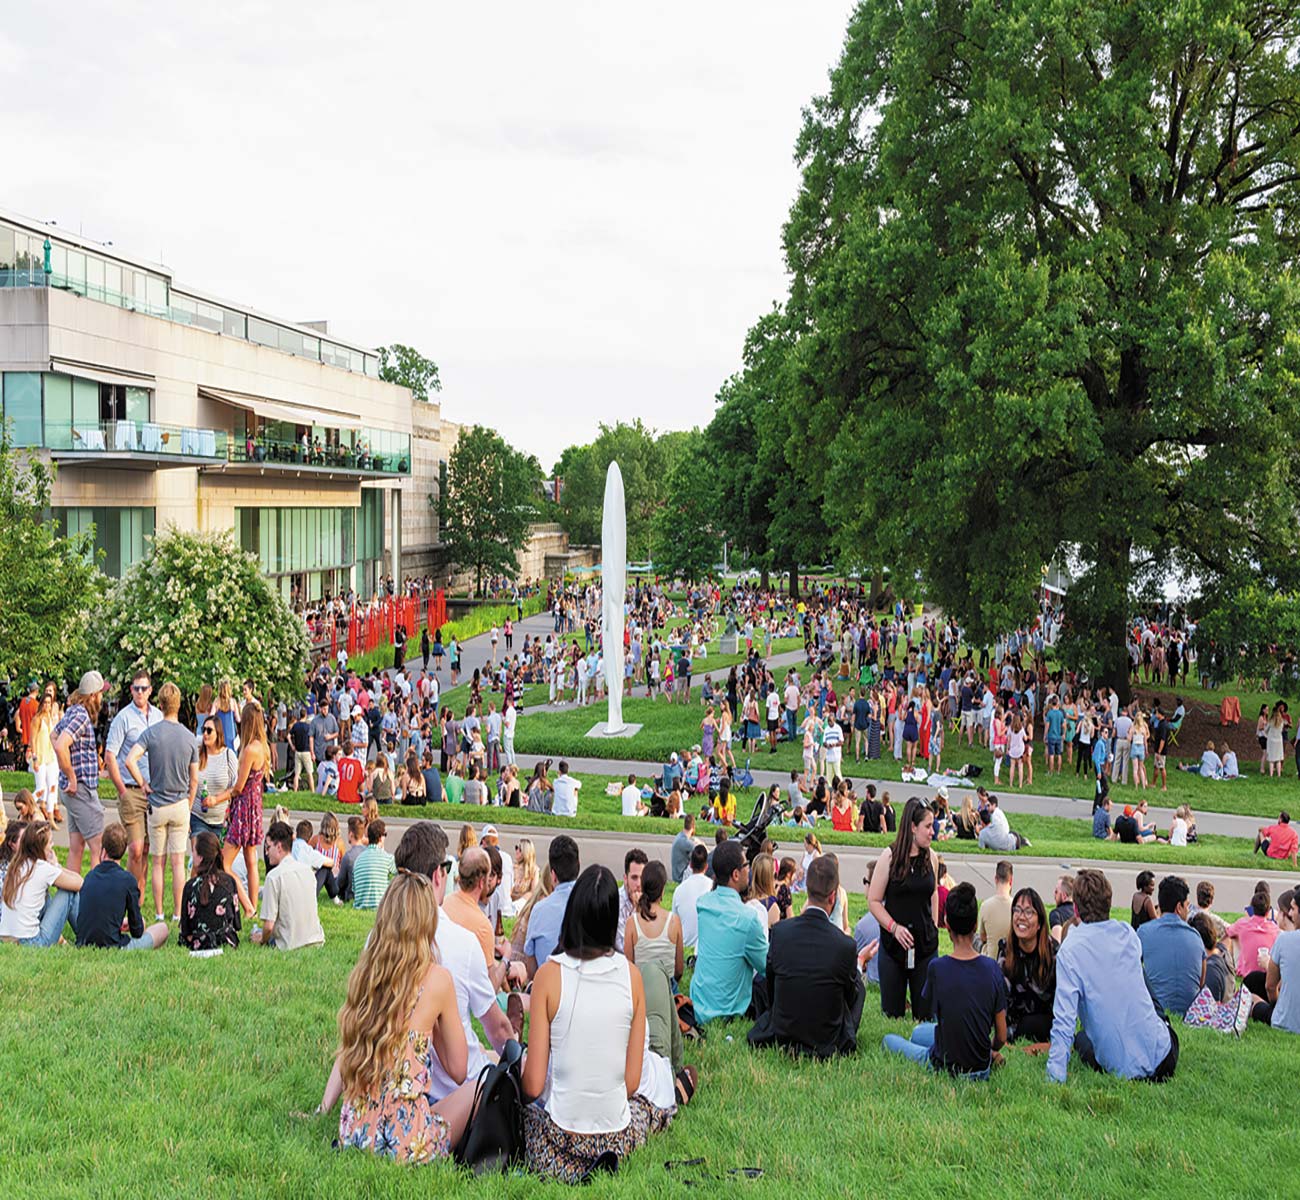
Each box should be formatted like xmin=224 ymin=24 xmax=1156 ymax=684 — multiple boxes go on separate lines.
xmin=1012 ymin=906 xmax=1037 ymax=917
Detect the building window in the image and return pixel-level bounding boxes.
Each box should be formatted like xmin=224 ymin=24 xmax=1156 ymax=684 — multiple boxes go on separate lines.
xmin=56 ymin=506 xmax=155 ymax=577
xmin=2 ymin=372 xmax=43 ymax=446
xmin=236 ymin=505 xmax=358 ymax=582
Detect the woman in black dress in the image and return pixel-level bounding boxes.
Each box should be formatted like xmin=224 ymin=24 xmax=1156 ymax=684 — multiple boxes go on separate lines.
xmin=868 ymin=797 xmax=940 ymax=1018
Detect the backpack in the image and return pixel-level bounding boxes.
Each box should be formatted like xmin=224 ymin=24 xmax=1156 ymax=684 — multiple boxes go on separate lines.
xmin=453 ymin=1039 xmax=525 ymax=1175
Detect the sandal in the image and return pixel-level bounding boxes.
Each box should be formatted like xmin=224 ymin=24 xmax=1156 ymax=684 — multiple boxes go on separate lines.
xmin=674 ymin=1066 xmax=698 ymax=1107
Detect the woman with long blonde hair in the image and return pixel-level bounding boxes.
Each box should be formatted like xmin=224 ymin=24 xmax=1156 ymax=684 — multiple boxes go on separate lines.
xmin=510 ymin=864 xmax=556 ymax=958
xmin=214 ymin=680 xmax=239 ymax=751
xmin=512 ymin=837 xmax=539 ymax=903
xmin=328 ymin=872 xmax=475 ymax=1160
xmin=223 ymin=704 xmax=270 ymax=907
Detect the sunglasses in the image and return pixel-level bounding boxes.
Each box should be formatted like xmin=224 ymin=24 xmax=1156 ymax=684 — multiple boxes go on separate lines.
xmin=132 ymin=684 xmax=151 ymax=693
xmin=202 ymin=727 xmax=217 ymax=736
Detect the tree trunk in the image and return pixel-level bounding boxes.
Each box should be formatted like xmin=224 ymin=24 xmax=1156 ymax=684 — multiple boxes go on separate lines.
xmin=788 ymin=559 xmax=800 ymax=600
xmin=1096 ymin=532 xmax=1132 ymax=705
xmin=760 ymin=564 xmax=770 ymax=591
xmin=869 ymin=566 xmax=884 ymax=611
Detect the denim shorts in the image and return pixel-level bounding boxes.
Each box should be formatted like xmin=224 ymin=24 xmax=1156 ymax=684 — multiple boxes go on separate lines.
xmin=1047 ymin=739 xmax=1063 ymax=756
xmin=189 ymin=812 xmax=226 ymax=840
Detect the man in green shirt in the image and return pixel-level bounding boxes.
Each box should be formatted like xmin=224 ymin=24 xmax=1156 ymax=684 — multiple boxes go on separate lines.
xmin=351 ymin=819 xmax=395 ymax=910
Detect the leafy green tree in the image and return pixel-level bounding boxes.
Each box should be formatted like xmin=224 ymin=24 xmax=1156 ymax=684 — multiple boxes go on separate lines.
xmin=377 ymin=343 xmax=441 ymax=399
xmin=552 ymin=420 xmax=680 ymax=562
xmin=779 ymin=0 xmax=1300 ymax=696
xmin=0 ymin=436 xmax=103 ymax=683
xmin=92 ymin=528 xmax=309 ymax=701
xmin=440 ymin=425 xmax=542 ymax=595
xmin=652 ymin=431 xmax=718 ymax=579
xmin=1194 ymin=579 xmax=1300 ymax=697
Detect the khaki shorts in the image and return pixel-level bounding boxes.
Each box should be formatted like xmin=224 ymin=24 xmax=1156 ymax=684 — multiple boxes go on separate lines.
xmin=118 ymin=786 xmax=149 ymax=844
xmin=147 ymin=799 xmax=190 ymax=857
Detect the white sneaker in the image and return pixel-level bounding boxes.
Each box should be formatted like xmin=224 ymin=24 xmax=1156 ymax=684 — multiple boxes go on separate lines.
xmin=155 ymin=913 xmax=166 ymax=923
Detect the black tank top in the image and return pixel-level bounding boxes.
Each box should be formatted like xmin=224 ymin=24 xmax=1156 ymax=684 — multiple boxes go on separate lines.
xmin=881 ymin=851 xmax=939 ymax=962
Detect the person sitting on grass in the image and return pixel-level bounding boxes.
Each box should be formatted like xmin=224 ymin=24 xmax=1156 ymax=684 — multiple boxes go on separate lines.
xmin=291 ymin=819 xmax=340 ymax=901
xmin=1092 ymin=794 xmax=1116 ymax=847
xmin=976 ymin=795 xmax=1027 ymax=851
xmin=750 ymin=853 xmax=871 ymax=1058
xmin=521 ymin=864 xmax=687 ymax=1185
xmin=999 ymin=887 xmax=1056 ymax=1044
xmin=1190 ymin=913 xmax=1233 ymax=1003
xmin=1255 ymin=811 xmax=1299 ymax=867
xmin=691 ymin=841 xmax=769 ymax=1023
xmin=351 ymin=819 xmax=396 ymax=911
xmin=330 ymin=872 xmax=477 ymax=1163
xmin=334 ymin=816 xmax=366 ymax=905
xmin=180 ymin=831 xmax=250 ymax=953
xmin=1248 ymin=888 xmax=1300 ymax=1032
xmin=622 ymin=773 xmax=649 ymax=818
xmin=1046 ymin=868 xmax=1178 ymax=1084
xmin=315 ymin=745 xmax=340 ymax=796
xmin=881 ymin=881 xmax=1007 ymax=1078
xmin=0 ymin=820 xmax=83 ymax=947
xmin=74 ymin=822 xmax=169 ymax=951
xmin=1115 ymin=806 xmax=1156 ymax=845
xmin=1136 ymin=875 xmax=1206 ymax=1016
xmin=252 ymin=821 xmax=324 ymax=950
xmin=1227 ymin=890 xmax=1280 ymax=993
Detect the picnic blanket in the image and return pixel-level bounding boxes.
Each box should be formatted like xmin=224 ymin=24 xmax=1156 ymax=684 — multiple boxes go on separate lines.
xmin=1220 ymin=696 xmax=1241 ymax=726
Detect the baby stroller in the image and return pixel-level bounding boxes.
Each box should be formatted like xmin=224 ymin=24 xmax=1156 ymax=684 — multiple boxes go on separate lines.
xmin=733 ymin=792 xmax=785 ymax=864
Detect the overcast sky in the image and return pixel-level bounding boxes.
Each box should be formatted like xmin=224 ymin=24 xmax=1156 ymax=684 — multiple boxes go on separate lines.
xmin=3 ymin=2 xmax=854 ymax=469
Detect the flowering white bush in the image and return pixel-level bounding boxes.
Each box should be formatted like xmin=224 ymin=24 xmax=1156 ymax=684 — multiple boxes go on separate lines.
xmin=92 ymin=528 xmax=309 ymax=702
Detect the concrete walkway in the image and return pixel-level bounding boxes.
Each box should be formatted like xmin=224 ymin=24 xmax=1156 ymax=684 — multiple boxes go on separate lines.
xmin=511 ymin=753 xmax=1268 ymax=841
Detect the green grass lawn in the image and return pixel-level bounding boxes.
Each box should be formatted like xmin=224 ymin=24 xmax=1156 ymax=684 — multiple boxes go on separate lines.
xmin=511 ymin=698 xmax=1299 ymax=821
xmin=1 ymin=892 xmax=1293 ymax=1200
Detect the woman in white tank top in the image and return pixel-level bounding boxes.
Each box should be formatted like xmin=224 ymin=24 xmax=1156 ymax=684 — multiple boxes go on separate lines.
xmin=521 ymin=865 xmax=692 ymax=1184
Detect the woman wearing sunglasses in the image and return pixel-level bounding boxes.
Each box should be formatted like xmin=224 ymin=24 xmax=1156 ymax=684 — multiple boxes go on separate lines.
xmin=191 ymin=718 xmax=238 ymax=857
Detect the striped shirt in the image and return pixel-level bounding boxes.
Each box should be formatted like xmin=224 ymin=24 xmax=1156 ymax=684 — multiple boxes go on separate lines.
xmin=351 ymin=845 xmax=395 ymax=910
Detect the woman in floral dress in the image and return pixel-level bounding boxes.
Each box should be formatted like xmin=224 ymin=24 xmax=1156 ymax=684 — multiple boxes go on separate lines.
xmin=223 ymin=705 xmax=270 ymax=909
xmin=322 ymin=872 xmax=476 ymax=1161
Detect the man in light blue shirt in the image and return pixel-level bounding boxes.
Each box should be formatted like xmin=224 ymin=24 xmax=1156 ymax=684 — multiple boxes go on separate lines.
xmin=1047 ymin=869 xmax=1177 ymax=1084
xmin=690 ymin=842 xmax=768 ymax=1023
xmin=1137 ymin=876 xmax=1205 ymax=1016
xmin=523 ymin=835 xmax=580 ymax=974
xmin=104 ymin=671 xmax=164 ymax=899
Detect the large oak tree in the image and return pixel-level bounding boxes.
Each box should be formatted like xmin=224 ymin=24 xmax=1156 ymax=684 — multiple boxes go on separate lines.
xmin=779 ymin=0 xmax=1300 ymax=696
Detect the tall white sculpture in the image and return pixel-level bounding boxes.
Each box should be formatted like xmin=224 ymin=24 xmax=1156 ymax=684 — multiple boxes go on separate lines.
xmin=602 ymin=461 xmax=627 ymax=733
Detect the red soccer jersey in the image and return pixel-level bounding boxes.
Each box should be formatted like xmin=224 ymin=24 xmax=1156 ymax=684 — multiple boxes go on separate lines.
xmin=337 ymin=756 xmax=364 ymax=804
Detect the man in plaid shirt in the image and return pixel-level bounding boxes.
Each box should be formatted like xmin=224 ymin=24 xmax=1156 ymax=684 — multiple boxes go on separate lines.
xmin=53 ymin=670 xmax=110 ymax=873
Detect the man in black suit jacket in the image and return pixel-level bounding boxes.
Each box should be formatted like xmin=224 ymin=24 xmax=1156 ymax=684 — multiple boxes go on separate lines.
xmin=748 ymin=853 xmax=874 ymax=1057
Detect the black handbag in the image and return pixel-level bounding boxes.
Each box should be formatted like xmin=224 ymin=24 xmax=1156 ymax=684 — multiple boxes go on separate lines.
xmin=453 ymin=1038 xmax=525 ymax=1175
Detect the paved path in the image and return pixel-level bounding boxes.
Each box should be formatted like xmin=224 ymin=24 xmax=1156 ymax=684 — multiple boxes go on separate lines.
xmin=511 ymin=753 xmax=1268 ymax=840
xmin=28 ymin=799 xmax=1290 ymax=908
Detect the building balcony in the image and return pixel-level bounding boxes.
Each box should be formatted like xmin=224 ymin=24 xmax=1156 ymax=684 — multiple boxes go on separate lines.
xmin=46 ymin=420 xmax=227 ymax=468
xmin=206 ymin=436 xmax=410 ymax=479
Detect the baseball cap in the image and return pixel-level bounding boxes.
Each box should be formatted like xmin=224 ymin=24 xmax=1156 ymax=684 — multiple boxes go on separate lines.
xmin=481 ymin=824 xmax=499 ymax=840
xmin=1123 ymin=805 xmax=1135 ymax=818
xmin=935 ymin=785 xmax=949 ymax=801
xmin=78 ymin=670 xmax=108 ymax=694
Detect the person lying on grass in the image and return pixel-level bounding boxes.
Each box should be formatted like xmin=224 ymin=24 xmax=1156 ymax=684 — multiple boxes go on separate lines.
xmin=880 ymin=881 xmax=1007 ymax=1078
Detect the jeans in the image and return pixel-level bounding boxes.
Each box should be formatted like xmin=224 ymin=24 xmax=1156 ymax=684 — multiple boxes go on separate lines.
xmin=315 ymin=866 xmax=339 ymax=900
xmin=882 ymin=1024 xmax=991 ymax=1079
xmin=19 ymin=889 xmax=80 ymax=947
xmin=785 ymin=710 xmax=797 ymax=741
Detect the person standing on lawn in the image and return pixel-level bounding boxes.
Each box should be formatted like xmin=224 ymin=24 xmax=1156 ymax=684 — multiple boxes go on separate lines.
xmin=868 ymin=798 xmax=940 ymax=1020
xmin=125 ymin=682 xmax=199 ymax=923
xmin=52 ymin=672 xmax=109 ymax=876
xmin=104 ymin=669 xmax=162 ymax=904
xmin=1046 ymin=869 xmax=1178 ymax=1084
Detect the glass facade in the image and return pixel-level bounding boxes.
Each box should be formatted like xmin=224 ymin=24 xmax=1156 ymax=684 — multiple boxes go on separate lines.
xmin=56 ymin=506 xmax=155 ymax=577
xmin=238 ymin=505 xmax=362 ymax=602
xmin=2 ymin=372 xmax=42 ymax=445
xmin=230 ymin=409 xmax=410 ymax=475
xmin=0 ymin=217 xmax=381 ymax=378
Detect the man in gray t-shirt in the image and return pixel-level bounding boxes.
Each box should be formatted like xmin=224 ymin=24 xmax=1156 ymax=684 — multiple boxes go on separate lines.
xmin=131 ymin=720 xmax=200 ymax=808
xmin=310 ymin=705 xmax=339 ymax=763
xmin=124 ymin=682 xmax=200 ymax=921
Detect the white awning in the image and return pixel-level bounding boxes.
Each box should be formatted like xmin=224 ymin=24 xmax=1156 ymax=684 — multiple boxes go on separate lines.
xmin=197 ymin=385 xmax=364 ymax=430
xmin=49 ymin=358 xmax=155 ymax=390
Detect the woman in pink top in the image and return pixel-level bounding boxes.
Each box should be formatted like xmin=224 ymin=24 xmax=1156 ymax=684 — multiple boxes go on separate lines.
xmin=1227 ymin=889 xmax=1279 ymax=987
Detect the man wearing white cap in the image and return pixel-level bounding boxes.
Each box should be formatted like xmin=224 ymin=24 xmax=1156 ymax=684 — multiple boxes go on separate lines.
xmin=480 ymin=824 xmax=515 ymax=918
xmin=52 ymin=670 xmax=110 ymax=874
